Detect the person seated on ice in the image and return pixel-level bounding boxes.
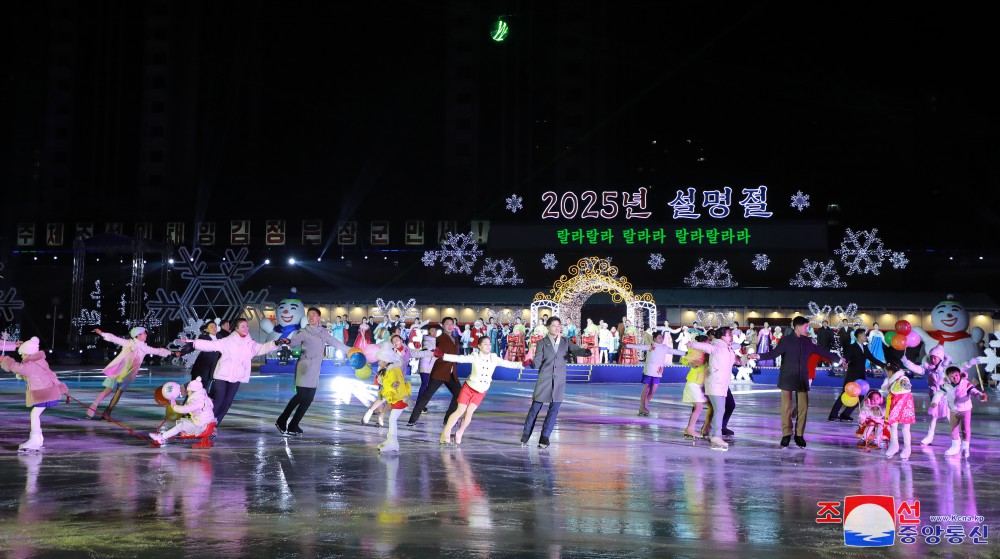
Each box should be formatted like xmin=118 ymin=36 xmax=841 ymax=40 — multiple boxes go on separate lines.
xmin=150 ymin=376 xmax=216 ymax=446
xmin=0 ymin=337 xmax=69 ymax=452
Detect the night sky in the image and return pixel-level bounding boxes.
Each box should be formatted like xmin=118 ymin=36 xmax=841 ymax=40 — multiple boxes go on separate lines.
xmin=2 ymin=1 xmax=999 ymax=333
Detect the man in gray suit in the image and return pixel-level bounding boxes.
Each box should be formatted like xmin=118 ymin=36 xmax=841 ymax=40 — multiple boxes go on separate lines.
xmin=521 ymin=316 xmax=592 ymax=448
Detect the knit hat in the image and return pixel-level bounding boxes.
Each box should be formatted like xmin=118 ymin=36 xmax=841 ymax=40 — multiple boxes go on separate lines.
xmin=18 ymin=337 xmax=40 ymax=355
xmin=187 ymin=376 xmax=206 ymax=395
xmin=928 ymin=345 xmax=945 ymax=360
xmin=130 ymin=326 xmax=146 ymax=338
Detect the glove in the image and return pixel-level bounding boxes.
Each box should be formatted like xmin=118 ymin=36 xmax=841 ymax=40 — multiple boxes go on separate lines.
xmin=276 ymin=338 xmax=291 ymax=345
xmin=432 ymin=348 xmax=443 ymax=358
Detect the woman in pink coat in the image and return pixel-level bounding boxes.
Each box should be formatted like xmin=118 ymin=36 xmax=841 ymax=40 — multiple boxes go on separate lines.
xmin=0 ymin=337 xmax=68 ymax=452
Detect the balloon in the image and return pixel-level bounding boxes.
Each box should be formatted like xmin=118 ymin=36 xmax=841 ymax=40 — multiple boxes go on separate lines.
xmin=845 ymin=382 xmax=861 ymax=397
xmin=855 ymin=380 xmax=870 ymax=394
xmin=884 ymin=331 xmax=896 ymax=344
xmin=894 ymin=320 xmax=912 ymax=336
xmin=905 ymin=330 xmax=921 ymax=348
xmin=840 ymin=393 xmax=859 ymax=407
xmin=891 ymin=335 xmax=908 ymax=351
xmin=363 ymin=344 xmax=380 ymax=364
xmin=347 ymin=347 xmax=363 ymax=358
xmin=355 ymin=363 xmax=372 ymax=380
xmin=347 ymin=352 xmax=367 ymax=369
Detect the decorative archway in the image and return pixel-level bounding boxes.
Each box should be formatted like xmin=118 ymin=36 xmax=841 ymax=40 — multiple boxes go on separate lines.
xmin=533 ymin=257 xmax=656 ymax=332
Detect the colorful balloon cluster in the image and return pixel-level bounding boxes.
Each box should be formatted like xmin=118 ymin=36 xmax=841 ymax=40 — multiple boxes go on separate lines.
xmin=347 ymin=346 xmax=379 ymax=379
xmin=840 ymin=379 xmax=872 ymax=407
xmin=886 ymin=320 xmax=920 ymax=352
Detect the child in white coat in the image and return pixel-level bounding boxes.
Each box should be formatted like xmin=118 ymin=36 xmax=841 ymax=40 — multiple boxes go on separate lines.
xmin=937 ymin=365 xmax=988 ymax=458
xmin=149 ymin=376 xmax=215 ymax=446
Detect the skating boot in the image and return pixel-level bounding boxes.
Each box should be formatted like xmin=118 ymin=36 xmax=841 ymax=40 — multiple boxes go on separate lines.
xmin=18 ymin=431 xmax=44 ymax=453
xmin=962 ymin=440 xmax=970 ymax=458
xmin=885 ymin=440 xmax=899 ymax=458
xmin=920 ymin=432 xmax=935 ymax=446
xmin=944 ymin=439 xmax=962 ymax=456
xmin=149 ymin=432 xmax=166 ymax=447
xmin=709 ymin=436 xmax=729 ymax=451
xmin=379 ymin=440 xmax=399 ymax=454
xmin=900 ymin=444 xmax=911 ymax=460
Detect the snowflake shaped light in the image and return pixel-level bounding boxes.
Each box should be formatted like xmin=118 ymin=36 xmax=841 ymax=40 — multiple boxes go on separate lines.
xmin=430 ymin=232 xmax=483 ymax=275
xmin=421 ymin=252 xmax=437 ymax=267
xmin=695 ymin=310 xmax=737 ymax=329
xmin=790 ymin=190 xmax=810 ymax=212
xmin=834 ymin=228 xmax=889 ymax=276
xmin=541 ymin=253 xmax=558 ymax=270
xmin=146 ymin=247 xmax=269 ymax=325
xmin=752 ymin=253 xmax=771 ymax=271
xmin=890 ymin=251 xmax=909 ymax=270
xmin=806 ymin=302 xmax=832 ymax=327
xmin=789 ymin=259 xmax=846 ymax=288
xmin=831 ymin=304 xmax=862 ymax=330
xmin=683 ymin=259 xmax=738 ymax=288
xmin=374 ymin=298 xmax=418 ymax=320
xmin=475 ymin=258 xmax=523 ymax=286
xmin=0 ymin=263 xmax=25 ymax=322
xmin=648 ymin=253 xmax=665 ymax=270
xmin=506 ymin=194 xmax=523 ymax=213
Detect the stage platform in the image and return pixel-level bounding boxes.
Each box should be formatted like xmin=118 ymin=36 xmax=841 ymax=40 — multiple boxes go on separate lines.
xmin=262 ymin=359 xmax=929 ymax=389
xmin=1 ymin=366 xmax=991 ymax=557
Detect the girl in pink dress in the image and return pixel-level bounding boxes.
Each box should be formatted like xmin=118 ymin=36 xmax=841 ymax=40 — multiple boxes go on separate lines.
xmin=353 ymin=317 xmax=372 ymax=351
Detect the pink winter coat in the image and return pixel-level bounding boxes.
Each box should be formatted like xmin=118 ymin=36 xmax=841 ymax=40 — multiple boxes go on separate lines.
xmin=100 ymin=333 xmax=172 ymax=382
xmin=0 ymin=352 xmax=68 ymax=407
xmin=193 ymin=333 xmax=279 ymax=383
xmin=688 ymin=339 xmax=737 ymax=397
xmin=170 ymin=389 xmax=216 ymax=428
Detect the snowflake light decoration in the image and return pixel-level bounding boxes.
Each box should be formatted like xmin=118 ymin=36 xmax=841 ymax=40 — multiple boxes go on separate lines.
xmin=0 ymin=263 xmax=25 ymax=322
xmin=427 ymin=232 xmax=483 ymax=275
xmin=683 ymin=259 xmax=738 ymax=288
xmin=695 ymin=310 xmax=737 ymax=329
xmin=421 ymin=252 xmax=437 ymax=267
xmin=506 ymin=194 xmax=523 ymax=214
xmin=374 ymin=298 xmax=418 ymax=320
xmin=752 ymin=253 xmax=771 ymax=271
xmin=790 ymin=190 xmax=810 ymax=212
xmin=980 ymin=332 xmax=1000 ymax=389
xmin=834 ymin=228 xmax=889 ymax=276
xmin=831 ymin=304 xmax=862 ymax=330
xmin=541 ymin=253 xmax=558 ymax=270
xmin=648 ymin=253 xmax=665 ymax=270
xmin=789 ymin=259 xmax=846 ymax=288
xmin=146 ymin=246 xmax=269 ymax=325
xmin=806 ymin=302 xmax=832 ymax=327
xmin=475 ymin=258 xmax=523 ymax=286
xmin=890 ymin=251 xmax=909 ymax=270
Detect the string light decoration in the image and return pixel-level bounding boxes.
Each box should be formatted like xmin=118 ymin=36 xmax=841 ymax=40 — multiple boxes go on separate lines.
xmin=424 ymin=232 xmax=482 ymax=275
xmin=683 ymin=259 xmax=738 ymax=288
xmin=648 ymin=253 xmax=665 ymax=270
xmin=541 ymin=253 xmax=558 ymax=270
xmin=790 ymin=190 xmax=811 ymax=212
xmin=506 ymin=194 xmax=523 ymax=213
xmin=695 ymin=310 xmax=737 ymax=329
xmin=475 ymin=258 xmax=524 ymax=286
xmin=805 ymin=302 xmax=832 ymax=327
xmin=373 ymin=298 xmax=419 ymax=320
xmin=72 ymin=279 xmax=103 ymax=333
xmin=0 ymin=262 xmax=25 ymax=321
xmin=835 ymin=228 xmax=889 ymax=275
xmin=789 ymin=259 xmax=847 ymax=288
xmin=752 ymin=253 xmax=771 ymax=271
xmin=532 ymin=257 xmax=656 ymax=332
xmin=831 ymin=304 xmax=863 ymax=330
xmin=890 ymin=251 xmax=909 ymax=270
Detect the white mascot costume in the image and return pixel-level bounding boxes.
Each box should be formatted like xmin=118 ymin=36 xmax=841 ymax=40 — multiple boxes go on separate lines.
xmin=911 ymin=294 xmax=984 ymax=366
xmin=260 ymin=287 xmax=307 ymax=342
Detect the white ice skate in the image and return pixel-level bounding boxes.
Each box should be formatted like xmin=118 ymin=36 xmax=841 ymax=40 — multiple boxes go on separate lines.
xmin=920 ymin=433 xmax=934 ymax=446
xmin=944 ymin=439 xmax=962 ymax=456
xmin=18 ymin=432 xmax=44 ymax=453
xmin=709 ymin=436 xmax=729 ymax=451
xmin=900 ymin=444 xmax=911 ymax=461
xmin=962 ymin=440 xmax=970 ymax=458
xmin=885 ymin=440 xmax=899 ymax=458
xmin=379 ymin=440 xmax=399 ymax=454
xmin=149 ymin=432 xmax=166 ymax=446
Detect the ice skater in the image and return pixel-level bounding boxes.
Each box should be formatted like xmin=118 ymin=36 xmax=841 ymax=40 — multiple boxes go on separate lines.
xmin=855 ymin=389 xmax=888 ymax=450
xmin=626 ymin=330 xmax=686 ymax=416
xmin=87 ymin=327 xmax=175 ymax=420
xmin=377 ymin=367 xmax=411 ymax=454
xmin=689 ymin=327 xmax=738 ymax=451
xmin=437 ymin=336 xmax=529 ymax=445
xmin=937 ymin=364 xmax=988 ymax=458
xmin=680 ymin=335 xmax=709 ymax=439
xmin=0 ymin=337 xmax=68 ymax=452
xmin=899 ymin=345 xmax=951 ymax=446
xmin=882 ymin=362 xmax=915 ymax=460
xmin=149 ymin=376 xmax=215 ymax=446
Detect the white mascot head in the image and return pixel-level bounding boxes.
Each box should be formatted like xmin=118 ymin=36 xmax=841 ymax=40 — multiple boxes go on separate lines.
xmin=931 ymin=294 xmax=969 ymax=334
xmin=276 ymin=287 xmax=306 ymax=330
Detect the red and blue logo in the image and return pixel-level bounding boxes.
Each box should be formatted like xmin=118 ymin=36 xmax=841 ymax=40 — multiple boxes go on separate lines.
xmin=843 ymin=495 xmax=896 ymax=547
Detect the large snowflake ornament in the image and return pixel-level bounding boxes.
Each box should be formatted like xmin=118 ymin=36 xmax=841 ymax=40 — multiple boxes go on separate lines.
xmin=980 ymin=332 xmax=1000 ymax=389
xmin=683 ymin=259 xmax=738 ymax=288
xmin=648 ymin=253 xmax=665 ymax=270
xmin=832 ymin=304 xmax=862 ymax=331
xmin=430 ymin=232 xmax=483 ymax=275
xmin=789 ymin=259 xmax=847 ymax=288
xmin=752 ymin=253 xmax=771 ymax=271
xmin=541 ymin=253 xmax=558 ymax=270
xmin=146 ymin=247 xmax=269 ymax=325
xmin=806 ymin=302 xmax=832 ymax=327
xmin=790 ymin=190 xmax=810 ymax=212
xmin=506 ymin=194 xmax=524 ymax=213
xmin=834 ymin=228 xmax=889 ymax=275
xmin=475 ymin=258 xmax=524 ymax=286
xmin=0 ymin=263 xmax=25 ymax=322
xmin=889 ymin=251 xmax=909 ymax=270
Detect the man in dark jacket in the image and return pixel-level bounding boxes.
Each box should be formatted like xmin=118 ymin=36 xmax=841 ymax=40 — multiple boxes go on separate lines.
xmin=828 ymin=328 xmax=887 ymax=422
xmin=752 ymin=316 xmax=841 ymax=449
xmin=816 ymin=321 xmax=835 ymax=352
xmin=407 ymin=317 xmax=461 ymax=427
xmin=178 ymin=321 xmax=223 ymax=396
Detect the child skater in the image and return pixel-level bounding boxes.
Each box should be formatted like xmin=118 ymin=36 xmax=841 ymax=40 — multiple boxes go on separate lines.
xmin=149 ymin=376 xmax=215 ymax=446
xmin=377 ymin=367 xmax=411 ymax=454
xmin=680 ymin=335 xmax=709 ymax=439
xmin=437 ymin=336 xmax=530 ymax=445
xmin=363 ymin=334 xmax=433 ymax=427
xmin=881 ymin=362 xmax=915 ymax=460
xmin=938 ymin=365 xmax=988 ymax=458
xmin=856 ymin=389 xmax=889 ymax=450
xmin=87 ymin=327 xmax=175 ymax=420
xmin=0 ymin=337 xmax=68 ymax=452
xmin=900 ymin=345 xmax=951 ymax=446
xmin=626 ymin=330 xmax=687 ymax=416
